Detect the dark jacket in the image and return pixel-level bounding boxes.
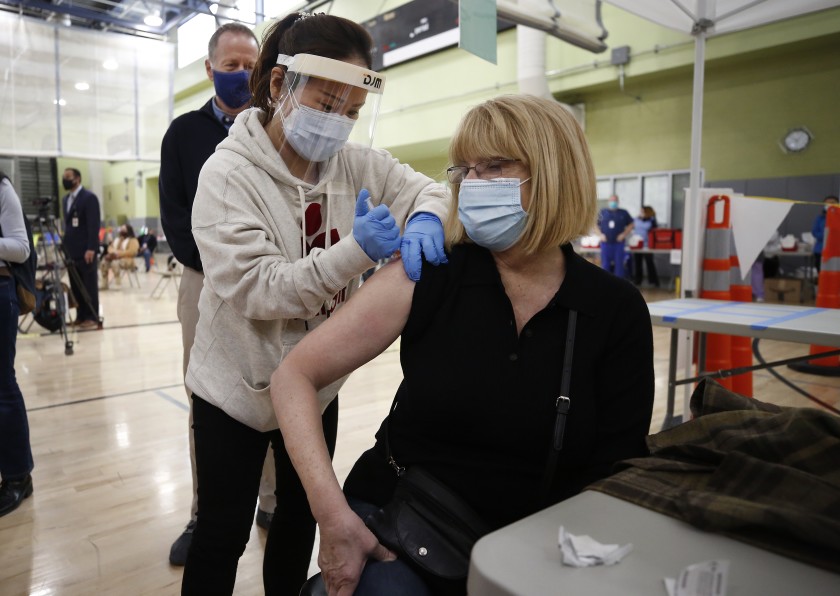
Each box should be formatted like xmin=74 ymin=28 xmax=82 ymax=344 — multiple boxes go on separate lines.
xmin=159 ymin=98 xmax=228 ymax=271
xmin=62 ymin=187 xmax=101 ymax=260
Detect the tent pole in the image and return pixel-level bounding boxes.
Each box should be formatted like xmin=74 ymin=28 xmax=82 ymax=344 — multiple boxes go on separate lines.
xmin=675 ymin=26 xmax=708 ymax=425
xmin=683 ymin=29 xmax=706 ymax=298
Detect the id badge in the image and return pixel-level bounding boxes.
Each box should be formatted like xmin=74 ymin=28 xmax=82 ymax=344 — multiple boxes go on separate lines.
xmin=609 ymin=220 xmax=615 ymax=229
xmin=72 ymin=217 xmax=79 ymax=228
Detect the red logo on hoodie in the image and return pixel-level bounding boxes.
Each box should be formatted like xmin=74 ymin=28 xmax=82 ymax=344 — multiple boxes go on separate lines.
xmin=304 ymin=202 xmax=346 ymax=316
xmin=305 ymin=203 xmax=340 ymax=254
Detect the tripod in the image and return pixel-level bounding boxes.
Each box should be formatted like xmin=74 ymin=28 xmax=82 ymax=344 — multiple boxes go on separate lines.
xmin=20 ymin=200 xmax=101 ymax=355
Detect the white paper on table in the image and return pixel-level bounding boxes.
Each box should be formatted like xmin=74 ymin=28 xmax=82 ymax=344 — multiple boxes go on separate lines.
xmin=663 ymin=559 xmax=730 ymax=596
xmin=558 ymin=526 xmax=633 ymax=567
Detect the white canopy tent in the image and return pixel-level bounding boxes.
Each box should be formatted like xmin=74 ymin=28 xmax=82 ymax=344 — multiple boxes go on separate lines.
xmin=602 ymin=1 xmax=840 ymax=425
xmin=603 ymin=0 xmax=840 ymax=297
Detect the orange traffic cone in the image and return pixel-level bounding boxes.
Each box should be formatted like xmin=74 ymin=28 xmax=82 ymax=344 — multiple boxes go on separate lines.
xmin=790 ymin=204 xmax=840 ymax=376
xmin=700 ymin=195 xmax=734 ymax=390
xmin=729 ymin=228 xmax=753 ymax=396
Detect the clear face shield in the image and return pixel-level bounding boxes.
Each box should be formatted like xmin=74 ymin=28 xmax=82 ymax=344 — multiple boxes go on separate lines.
xmin=274 ymin=53 xmax=385 ymax=167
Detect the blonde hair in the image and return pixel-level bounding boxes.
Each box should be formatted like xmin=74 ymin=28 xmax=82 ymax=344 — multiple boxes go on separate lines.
xmin=444 ymin=94 xmax=597 ymax=253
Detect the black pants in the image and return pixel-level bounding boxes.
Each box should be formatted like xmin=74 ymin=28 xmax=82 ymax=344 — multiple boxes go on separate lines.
xmin=68 ymin=256 xmax=99 ymax=323
xmin=633 ymin=253 xmax=659 ymax=286
xmin=182 ymin=395 xmax=339 ymax=596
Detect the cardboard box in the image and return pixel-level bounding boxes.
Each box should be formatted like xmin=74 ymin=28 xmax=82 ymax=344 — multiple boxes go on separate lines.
xmin=764 ymin=278 xmax=802 ymax=304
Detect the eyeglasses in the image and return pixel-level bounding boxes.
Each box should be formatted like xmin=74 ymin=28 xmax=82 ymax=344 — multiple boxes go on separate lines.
xmin=446 ymin=158 xmax=521 ymax=184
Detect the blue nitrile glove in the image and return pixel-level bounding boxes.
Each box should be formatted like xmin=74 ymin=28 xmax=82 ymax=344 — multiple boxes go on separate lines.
xmin=400 ymin=213 xmax=448 ymax=282
xmin=353 ymin=189 xmax=401 ymax=261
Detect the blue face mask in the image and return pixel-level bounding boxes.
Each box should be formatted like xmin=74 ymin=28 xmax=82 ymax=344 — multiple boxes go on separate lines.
xmin=608 ymin=201 xmax=618 ymax=209
xmin=213 ymin=69 xmax=252 ymax=109
xmin=282 ymin=105 xmax=356 ymax=162
xmin=458 ymin=178 xmax=530 ymax=252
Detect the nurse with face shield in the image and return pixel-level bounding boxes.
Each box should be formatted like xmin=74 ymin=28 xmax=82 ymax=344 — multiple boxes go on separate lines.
xmin=180 ymin=12 xmax=450 ymax=596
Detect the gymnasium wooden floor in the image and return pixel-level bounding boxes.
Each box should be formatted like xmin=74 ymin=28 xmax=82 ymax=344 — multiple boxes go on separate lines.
xmin=2 ymin=261 xmax=838 ymax=595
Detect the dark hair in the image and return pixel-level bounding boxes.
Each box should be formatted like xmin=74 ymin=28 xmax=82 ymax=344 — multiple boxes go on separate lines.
xmin=65 ymin=167 xmax=82 ymax=181
xmin=208 ymin=22 xmax=259 ymax=63
xmin=825 ymin=195 xmax=839 ymax=203
xmin=123 ymin=223 xmax=135 ymax=238
xmin=250 ymin=13 xmax=373 ymax=116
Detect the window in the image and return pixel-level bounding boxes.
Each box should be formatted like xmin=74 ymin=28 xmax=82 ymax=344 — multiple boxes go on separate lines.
xmin=177 ymin=13 xmax=216 ymax=68
xmin=596 ymin=169 xmax=698 ymax=228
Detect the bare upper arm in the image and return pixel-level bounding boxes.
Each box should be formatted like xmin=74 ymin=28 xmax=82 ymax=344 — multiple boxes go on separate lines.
xmin=281 ymin=259 xmax=415 ymax=390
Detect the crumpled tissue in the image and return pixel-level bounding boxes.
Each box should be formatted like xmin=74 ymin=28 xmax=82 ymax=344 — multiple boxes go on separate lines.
xmin=558 ymin=526 xmax=633 ymax=567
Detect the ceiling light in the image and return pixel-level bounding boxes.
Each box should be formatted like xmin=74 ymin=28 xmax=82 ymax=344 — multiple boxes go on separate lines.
xmin=75 ymin=82 xmax=90 ymax=91
xmin=209 ymin=4 xmax=218 ymax=15
xmin=60 ymin=14 xmax=71 ymax=27
xmin=144 ymin=11 xmax=163 ymax=27
xmin=53 ymin=98 xmax=66 ymax=106
xmin=102 ymin=59 xmax=119 ymax=70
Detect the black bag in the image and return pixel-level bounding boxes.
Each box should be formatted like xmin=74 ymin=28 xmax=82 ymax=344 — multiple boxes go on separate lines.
xmin=365 ymin=310 xmax=578 ymax=582
xmin=365 ymin=466 xmax=491 ymax=581
xmin=0 ymin=173 xmax=38 ymax=315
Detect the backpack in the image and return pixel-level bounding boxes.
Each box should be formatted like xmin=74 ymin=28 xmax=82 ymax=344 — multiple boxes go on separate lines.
xmin=0 ymin=173 xmax=38 ymax=315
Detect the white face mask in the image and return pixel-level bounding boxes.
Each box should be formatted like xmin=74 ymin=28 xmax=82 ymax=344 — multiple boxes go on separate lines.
xmin=281 ymin=105 xmax=355 ymax=162
xmin=458 ymin=177 xmax=530 ymax=252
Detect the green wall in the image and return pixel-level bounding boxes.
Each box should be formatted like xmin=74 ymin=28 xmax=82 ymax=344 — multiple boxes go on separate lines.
xmin=571 ymin=32 xmax=840 ymax=180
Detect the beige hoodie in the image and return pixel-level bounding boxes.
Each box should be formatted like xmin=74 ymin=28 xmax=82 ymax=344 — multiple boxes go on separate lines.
xmin=185 ymin=108 xmax=448 ymax=431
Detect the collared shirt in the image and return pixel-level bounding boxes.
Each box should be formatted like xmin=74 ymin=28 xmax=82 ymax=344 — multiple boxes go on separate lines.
xmin=211 ymin=99 xmax=235 ymax=130
xmin=66 ymin=185 xmax=82 ymax=214
xmin=344 ymin=243 xmax=655 ymax=530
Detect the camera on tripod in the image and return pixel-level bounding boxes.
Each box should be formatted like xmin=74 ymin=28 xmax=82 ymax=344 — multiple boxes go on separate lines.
xmin=33 ymin=196 xmax=56 ymax=222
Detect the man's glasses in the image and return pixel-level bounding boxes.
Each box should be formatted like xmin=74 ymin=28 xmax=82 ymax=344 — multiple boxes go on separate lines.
xmin=446 ymin=158 xmax=520 ymax=184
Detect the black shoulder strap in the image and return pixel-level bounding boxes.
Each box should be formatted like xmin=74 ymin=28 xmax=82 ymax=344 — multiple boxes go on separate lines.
xmin=538 ymin=309 xmax=577 ymax=503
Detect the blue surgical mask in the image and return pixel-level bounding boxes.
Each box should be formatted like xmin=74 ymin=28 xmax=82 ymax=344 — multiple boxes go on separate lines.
xmin=458 ymin=178 xmax=530 ymax=252
xmin=282 ymin=105 xmax=355 ymax=162
xmin=213 ymin=69 xmax=252 ymax=109
xmin=608 ymin=201 xmax=618 ymax=209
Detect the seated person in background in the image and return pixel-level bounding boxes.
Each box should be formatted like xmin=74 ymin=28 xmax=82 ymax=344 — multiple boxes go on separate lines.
xmin=632 ymin=205 xmax=659 ymax=287
xmin=271 ymin=94 xmax=655 ymax=596
xmin=137 ymin=228 xmax=158 ymax=272
xmin=99 ymin=224 xmax=139 ymax=289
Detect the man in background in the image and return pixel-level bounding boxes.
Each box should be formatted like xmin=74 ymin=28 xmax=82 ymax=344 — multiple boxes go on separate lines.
xmin=61 ymin=168 xmax=101 ymax=330
xmin=158 ymin=22 xmax=270 ymax=567
xmin=598 ymin=194 xmax=634 ymax=278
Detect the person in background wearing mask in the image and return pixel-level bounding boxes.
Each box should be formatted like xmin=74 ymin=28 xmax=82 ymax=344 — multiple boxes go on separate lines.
xmin=99 ymin=223 xmax=139 ymax=290
xmin=137 ymin=227 xmax=158 ymax=272
xmin=597 ymin=194 xmax=634 ymax=278
xmin=270 ymin=94 xmax=654 ymax=596
xmin=179 ymin=13 xmax=449 ymax=596
xmin=0 ymin=172 xmax=34 ymax=518
xmin=632 ymin=205 xmax=659 ymax=287
xmin=813 ymin=195 xmax=839 ymax=275
xmin=158 ymin=22 xmax=268 ymax=567
xmin=61 ymin=168 xmax=101 ymax=331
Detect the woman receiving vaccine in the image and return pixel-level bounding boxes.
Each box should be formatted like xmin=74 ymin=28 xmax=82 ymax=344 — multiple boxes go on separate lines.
xmin=271 ymin=94 xmax=655 ymax=595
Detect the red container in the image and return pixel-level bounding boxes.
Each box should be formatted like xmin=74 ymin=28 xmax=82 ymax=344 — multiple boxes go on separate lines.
xmin=649 ymin=228 xmax=682 ymax=249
